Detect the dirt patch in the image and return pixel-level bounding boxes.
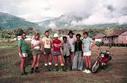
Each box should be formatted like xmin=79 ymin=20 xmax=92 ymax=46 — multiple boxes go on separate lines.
xmin=0 ymin=46 xmax=127 ymax=83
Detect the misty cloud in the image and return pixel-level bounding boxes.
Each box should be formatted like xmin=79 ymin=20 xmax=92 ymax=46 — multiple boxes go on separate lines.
xmin=0 ymin=0 xmax=127 ymax=24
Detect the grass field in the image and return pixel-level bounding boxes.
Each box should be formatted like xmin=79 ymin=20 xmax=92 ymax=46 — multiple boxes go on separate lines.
xmin=0 ymin=42 xmax=127 ymax=83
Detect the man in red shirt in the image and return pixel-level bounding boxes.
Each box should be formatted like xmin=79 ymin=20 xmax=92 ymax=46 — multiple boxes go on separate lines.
xmin=52 ymin=33 xmax=65 ymax=71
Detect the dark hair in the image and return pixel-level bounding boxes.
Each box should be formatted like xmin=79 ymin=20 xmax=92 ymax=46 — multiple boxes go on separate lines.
xmin=83 ymin=31 xmax=88 ymax=36
xmin=22 ymin=32 xmax=26 ymax=35
xmin=16 ymin=29 xmax=24 ymax=36
xmin=45 ymin=30 xmax=49 ymax=33
xmin=68 ymin=30 xmax=74 ymax=35
xmin=92 ymin=37 xmax=95 ymax=40
xmin=35 ymin=33 xmax=40 ymax=37
xmin=63 ymin=36 xmax=67 ymax=40
xmin=76 ymin=34 xmax=81 ymax=37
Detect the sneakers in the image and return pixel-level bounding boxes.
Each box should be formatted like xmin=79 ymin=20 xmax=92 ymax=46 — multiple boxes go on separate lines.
xmin=86 ymin=70 xmax=91 ymax=73
xmin=48 ymin=62 xmax=52 ymax=66
xmin=83 ymin=69 xmax=91 ymax=74
xmin=44 ymin=63 xmax=48 ymax=66
xmin=45 ymin=62 xmax=52 ymax=66
xmin=61 ymin=64 xmax=64 ymax=66
xmin=83 ymin=69 xmax=88 ymax=73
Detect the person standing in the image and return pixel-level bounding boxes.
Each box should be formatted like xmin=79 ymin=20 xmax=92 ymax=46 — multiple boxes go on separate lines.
xmin=67 ymin=31 xmax=76 ymax=70
xmin=18 ymin=32 xmax=30 ymax=75
xmin=72 ymin=34 xmax=83 ymax=71
xmin=82 ymin=32 xmax=93 ymax=73
xmin=42 ymin=31 xmax=53 ymax=71
xmin=52 ymin=33 xmax=65 ymax=71
xmin=62 ymin=36 xmax=71 ymax=70
xmin=31 ymin=33 xmax=42 ymax=73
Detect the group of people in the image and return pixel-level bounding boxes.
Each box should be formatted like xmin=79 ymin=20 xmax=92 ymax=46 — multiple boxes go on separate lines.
xmin=18 ymin=30 xmax=95 ymax=75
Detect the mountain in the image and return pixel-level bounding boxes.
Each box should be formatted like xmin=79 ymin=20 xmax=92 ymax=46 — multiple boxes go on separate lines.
xmin=74 ymin=23 xmax=127 ymax=30
xmin=38 ymin=15 xmax=127 ymax=30
xmin=1 ymin=12 xmax=126 ymax=30
xmin=38 ymin=15 xmax=83 ymax=29
xmin=0 ymin=12 xmax=38 ymax=29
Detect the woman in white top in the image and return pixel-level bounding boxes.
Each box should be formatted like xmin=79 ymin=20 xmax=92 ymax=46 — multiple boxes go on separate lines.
xmin=31 ymin=33 xmax=42 ymax=73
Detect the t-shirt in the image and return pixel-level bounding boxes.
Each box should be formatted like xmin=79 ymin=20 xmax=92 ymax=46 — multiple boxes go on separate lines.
xmin=52 ymin=39 xmax=61 ymax=51
xmin=62 ymin=42 xmax=70 ymax=56
xmin=67 ymin=36 xmax=76 ymax=52
xmin=31 ymin=39 xmax=41 ymax=50
xmin=75 ymin=40 xmax=82 ymax=52
xmin=18 ymin=39 xmax=30 ymax=53
xmin=82 ymin=37 xmax=93 ymax=52
xmin=42 ymin=36 xmax=51 ymax=48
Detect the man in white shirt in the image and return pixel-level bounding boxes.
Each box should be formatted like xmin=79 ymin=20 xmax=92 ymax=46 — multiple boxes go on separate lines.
xmin=67 ymin=31 xmax=76 ymax=70
xmin=42 ymin=31 xmax=52 ymax=71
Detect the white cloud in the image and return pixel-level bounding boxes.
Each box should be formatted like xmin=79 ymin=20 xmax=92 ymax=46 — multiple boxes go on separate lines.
xmin=0 ymin=0 xmax=127 ymax=24
xmin=48 ymin=22 xmax=56 ymax=28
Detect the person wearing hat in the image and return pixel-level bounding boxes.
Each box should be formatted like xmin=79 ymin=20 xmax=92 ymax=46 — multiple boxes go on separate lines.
xmin=52 ymin=33 xmax=65 ymax=71
xmin=67 ymin=30 xmax=76 ymax=70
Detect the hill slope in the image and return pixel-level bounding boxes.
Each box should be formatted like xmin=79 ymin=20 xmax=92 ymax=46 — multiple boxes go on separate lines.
xmin=0 ymin=12 xmax=38 ymax=29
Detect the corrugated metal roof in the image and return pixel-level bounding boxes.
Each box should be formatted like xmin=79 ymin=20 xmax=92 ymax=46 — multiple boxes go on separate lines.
xmin=94 ymin=33 xmax=105 ymax=39
xmin=106 ymin=30 xmax=127 ymax=37
xmin=120 ymin=31 xmax=127 ymax=36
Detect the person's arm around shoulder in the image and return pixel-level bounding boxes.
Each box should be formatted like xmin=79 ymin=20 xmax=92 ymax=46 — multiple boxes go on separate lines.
xmin=51 ymin=39 xmax=54 ymax=51
xmin=82 ymin=39 xmax=84 ymax=52
xmin=80 ymin=40 xmax=83 ymax=51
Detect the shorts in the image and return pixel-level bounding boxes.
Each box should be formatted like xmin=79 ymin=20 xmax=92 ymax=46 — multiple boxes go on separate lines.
xmin=32 ymin=49 xmax=41 ymax=56
xmin=44 ymin=48 xmax=51 ymax=55
xmin=83 ymin=51 xmax=91 ymax=56
xmin=52 ymin=51 xmax=61 ymax=56
xmin=22 ymin=53 xmax=28 ymax=57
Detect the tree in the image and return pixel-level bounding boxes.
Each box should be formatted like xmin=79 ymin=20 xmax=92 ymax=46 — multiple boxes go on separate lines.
xmin=104 ymin=27 xmax=114 ymax=36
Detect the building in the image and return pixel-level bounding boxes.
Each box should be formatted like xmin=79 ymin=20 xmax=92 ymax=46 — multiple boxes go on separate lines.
xmin=118 ymin=31 xmax=127 ymax=45
xmin=94 ymin=33 xmax=105 ymax=42
xmin=103 ymin=30 xmax=127 ymax=46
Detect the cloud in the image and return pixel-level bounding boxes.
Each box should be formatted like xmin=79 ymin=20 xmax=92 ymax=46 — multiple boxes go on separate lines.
xmin=69 ymin=0 xmax=127 ymax=25
xmin=0 ymin=0 xmax=127 ymax=24
xmin=48 ymin=22 xmax=56 ymax=28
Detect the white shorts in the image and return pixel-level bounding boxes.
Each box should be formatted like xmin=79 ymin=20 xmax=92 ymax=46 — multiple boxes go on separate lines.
xmin=22 ymin=53 xmax=28 ymax=57
xmin=83 ymin=51 xmax=91 ymax=56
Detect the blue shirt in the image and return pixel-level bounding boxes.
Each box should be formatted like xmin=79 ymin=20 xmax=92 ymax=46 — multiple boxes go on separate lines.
xmin=82 ymin=37 xmax=93 ymax=52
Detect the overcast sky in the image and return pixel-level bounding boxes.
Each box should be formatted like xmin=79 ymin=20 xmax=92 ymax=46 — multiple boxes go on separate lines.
xmin=0 ymin=0 xmax=127 ymax=24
